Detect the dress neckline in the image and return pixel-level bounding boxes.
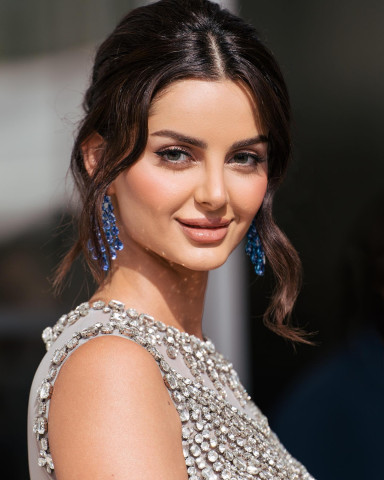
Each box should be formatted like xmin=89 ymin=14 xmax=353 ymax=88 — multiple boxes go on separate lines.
xmin=90 ymin=299 xmax=211 ymax=347
xmin=42 ymin=299 xmax=214 ymax=352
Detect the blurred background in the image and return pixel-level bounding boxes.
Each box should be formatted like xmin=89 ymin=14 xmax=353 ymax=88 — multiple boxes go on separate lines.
xmin=1 ymin=0 xmax=383 ymax=478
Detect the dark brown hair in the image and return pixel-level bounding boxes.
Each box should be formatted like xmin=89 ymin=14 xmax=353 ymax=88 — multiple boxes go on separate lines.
xmin=56 ymin=0 xmax=306 ymax=342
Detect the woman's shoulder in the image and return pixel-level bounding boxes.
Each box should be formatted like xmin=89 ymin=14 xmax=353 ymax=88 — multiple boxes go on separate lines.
xmin=49 ymin=331 xmax=164 ymax=407
xmin=28 ymin=300 xmax=186 ymax=479
xmin=51 ymin=332 xmax=164 ymax=393
xmin=48 ymin=335 xmax=185 ymax=479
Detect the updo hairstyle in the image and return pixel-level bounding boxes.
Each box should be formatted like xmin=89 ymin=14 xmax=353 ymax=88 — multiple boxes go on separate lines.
xmin=56 ymin=0 xmax=305 ymax=342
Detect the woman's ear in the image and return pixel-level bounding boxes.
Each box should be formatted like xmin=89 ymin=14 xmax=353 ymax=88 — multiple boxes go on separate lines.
xmin=81 ymin=132 xmax=105 ymax=178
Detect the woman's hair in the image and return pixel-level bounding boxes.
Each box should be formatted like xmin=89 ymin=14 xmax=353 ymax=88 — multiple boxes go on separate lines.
xmin=56 ymin=0 xmax=305 ymax=342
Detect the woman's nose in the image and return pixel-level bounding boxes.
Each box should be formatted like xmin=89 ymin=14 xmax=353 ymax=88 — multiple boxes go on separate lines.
xmin=194 ymin=163 xmax=228 ymax=211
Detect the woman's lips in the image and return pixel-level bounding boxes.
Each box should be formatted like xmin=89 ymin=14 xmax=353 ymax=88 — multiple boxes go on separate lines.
xmin=177 ymin=218 xmax=231 ymax=243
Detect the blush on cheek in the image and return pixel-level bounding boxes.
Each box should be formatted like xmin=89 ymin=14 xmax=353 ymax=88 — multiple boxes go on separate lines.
xmin=232 ymin=180 xmax=267 ymax=218
xmin=120 ymin=162 xmax=191 ymax=216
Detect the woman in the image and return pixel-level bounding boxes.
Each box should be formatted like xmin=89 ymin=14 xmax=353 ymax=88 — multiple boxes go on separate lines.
xmin=28 ymin=0 xmax=313 ymax=478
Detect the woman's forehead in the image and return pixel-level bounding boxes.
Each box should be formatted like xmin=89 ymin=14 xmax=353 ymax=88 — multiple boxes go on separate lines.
xmin=148 ymin=78 xmax=266 ymax=136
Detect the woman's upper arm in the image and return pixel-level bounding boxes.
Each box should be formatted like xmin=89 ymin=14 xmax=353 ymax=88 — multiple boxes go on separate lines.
xmin=48 ymin=335 xmax=188 ymax=480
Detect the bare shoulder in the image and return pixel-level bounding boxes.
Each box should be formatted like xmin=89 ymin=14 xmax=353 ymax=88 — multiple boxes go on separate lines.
xmin=49 ymin=336 xmax=187 ymax=480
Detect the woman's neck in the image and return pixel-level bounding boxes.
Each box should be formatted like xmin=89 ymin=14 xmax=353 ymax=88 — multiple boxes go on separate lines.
xmin=89 ymin=251 xmax=208 ymax=340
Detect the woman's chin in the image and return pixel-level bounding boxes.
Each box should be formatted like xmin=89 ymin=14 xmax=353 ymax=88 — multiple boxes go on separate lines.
xmin=176 ymin=253 xmax=230 ymax=272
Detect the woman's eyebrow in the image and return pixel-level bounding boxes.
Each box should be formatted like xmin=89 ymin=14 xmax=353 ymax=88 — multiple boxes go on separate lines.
xmin=231 ymin=135 xmax=269 ymax=149
xmin=151 ymin=130 xmax=207 ymax=148
xmin=151 ymin=129 xmax=268 ymax=149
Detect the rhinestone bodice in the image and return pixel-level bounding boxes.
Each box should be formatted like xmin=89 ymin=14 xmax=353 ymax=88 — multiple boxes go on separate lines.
xmin=28 ymin=300 xmax=314 ymax=480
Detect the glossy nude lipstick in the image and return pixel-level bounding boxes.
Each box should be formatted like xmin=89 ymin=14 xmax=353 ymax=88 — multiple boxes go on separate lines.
xmin=177 ymin=218 xmax=231 ymax=243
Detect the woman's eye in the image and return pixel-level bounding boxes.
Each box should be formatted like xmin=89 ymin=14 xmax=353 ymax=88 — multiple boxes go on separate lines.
xmin=156 ymin=148 xmax=190 ymax=163
xmin=229 ymin=152 xmax=264 ymax=166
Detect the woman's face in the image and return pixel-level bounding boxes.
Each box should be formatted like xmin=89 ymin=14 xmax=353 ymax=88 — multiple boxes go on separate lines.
xmin=110 ymin=79 xmax=268 ymax=272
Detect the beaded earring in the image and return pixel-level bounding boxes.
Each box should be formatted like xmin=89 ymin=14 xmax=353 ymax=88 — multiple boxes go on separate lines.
xmin=88 ymin=195 xmax=124 ymax=271
xmin=245 ymin=220 xmax=265 ymax=276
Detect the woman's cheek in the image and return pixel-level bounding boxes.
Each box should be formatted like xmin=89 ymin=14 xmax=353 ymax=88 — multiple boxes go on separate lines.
xmin=230 ymin=177 xmax=268 ymax=217
xmin=125 ymin=164 xmax=195 ymax=211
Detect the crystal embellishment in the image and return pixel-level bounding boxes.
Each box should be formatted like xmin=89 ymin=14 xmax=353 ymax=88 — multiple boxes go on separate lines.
xmin=39 ymin=382 xmax=53 ymax=400
xmin=33 ymin=300 xmax=314 ymax=479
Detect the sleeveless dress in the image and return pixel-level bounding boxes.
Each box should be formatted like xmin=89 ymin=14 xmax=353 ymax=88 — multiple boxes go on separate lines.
xmin=27 ymin=300 xmax=314 ymax=480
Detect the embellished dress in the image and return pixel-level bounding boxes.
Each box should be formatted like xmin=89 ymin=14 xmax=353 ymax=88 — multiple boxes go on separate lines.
xmin=27 ymin=300 xmax=314 ymax=480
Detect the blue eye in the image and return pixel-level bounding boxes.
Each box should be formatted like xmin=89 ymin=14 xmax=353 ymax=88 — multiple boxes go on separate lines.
xmin=156 ymin=148 xmax=190 ymax=163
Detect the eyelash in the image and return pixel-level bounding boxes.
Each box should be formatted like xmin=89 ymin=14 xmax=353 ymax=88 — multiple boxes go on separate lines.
xmin=155 ymin=147 xmax=192 ymax=166
xmin=155 ymin=147 xmax=266 ymax=168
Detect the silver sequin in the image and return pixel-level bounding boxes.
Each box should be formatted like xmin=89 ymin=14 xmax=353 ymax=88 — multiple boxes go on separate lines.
xmin=34 ymin=301 xmax=315 ymax=479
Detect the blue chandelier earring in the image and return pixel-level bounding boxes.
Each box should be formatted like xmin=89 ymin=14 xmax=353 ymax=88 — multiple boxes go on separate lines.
xmin=245 ymin=220 xmax=265 ymax=276
xmin=88 ymin=195 xmax=124 ymax=271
